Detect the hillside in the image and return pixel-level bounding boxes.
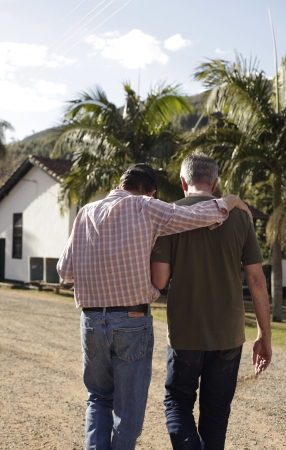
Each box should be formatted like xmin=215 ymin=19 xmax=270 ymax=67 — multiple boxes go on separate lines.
xmin=0 ymin=92 xmax=208 ymax=187
xmin=0 ymin=128 xmax=59 ymax=186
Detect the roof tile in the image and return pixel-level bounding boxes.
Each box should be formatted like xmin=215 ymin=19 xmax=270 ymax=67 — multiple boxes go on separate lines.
xmin=29 ymin=155 xmax=72 ymax=181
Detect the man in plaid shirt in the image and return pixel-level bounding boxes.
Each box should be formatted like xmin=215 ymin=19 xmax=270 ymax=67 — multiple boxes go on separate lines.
xmin=57 ymin=163 xmax=251 ymax=450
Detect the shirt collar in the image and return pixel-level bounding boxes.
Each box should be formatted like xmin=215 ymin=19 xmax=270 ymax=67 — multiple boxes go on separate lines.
xmin=108 ymin=189 xmax=134 ymax=198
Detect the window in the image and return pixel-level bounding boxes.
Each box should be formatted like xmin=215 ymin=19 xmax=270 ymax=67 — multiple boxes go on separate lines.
xmin=12 ymin=213 xmax=23 ymax=259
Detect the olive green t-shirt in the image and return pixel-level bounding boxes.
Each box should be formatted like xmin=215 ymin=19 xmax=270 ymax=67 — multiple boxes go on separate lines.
xmin=151 ymin=195 xmax=263 ymax=351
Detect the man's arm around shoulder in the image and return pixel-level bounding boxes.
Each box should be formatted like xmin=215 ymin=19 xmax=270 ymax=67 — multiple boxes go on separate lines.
xmin=244 ymin=263 xmax=272 ymax=375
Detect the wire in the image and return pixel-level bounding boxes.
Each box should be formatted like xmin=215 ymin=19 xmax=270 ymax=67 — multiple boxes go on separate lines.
xmin=61 ymin=0 xmax=133 ymax=56
xmin=22 ymin=0 xmax=111 ymax=83
xmin=47 ymin=0 xmax=111 ymax=53
xmin=22 ymin=0 xmax=134 ymax=88
xmin=49 ymin=0 xmax=116 ymax=55
xmin=37 ymin=0 xmax=88 ymax=45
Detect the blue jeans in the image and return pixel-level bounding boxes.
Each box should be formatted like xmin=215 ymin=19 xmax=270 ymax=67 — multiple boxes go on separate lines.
xmin=164 ymin=345 xmax=242 ymax=450
xmin=80 ymin=309 xmax=154 ymax=450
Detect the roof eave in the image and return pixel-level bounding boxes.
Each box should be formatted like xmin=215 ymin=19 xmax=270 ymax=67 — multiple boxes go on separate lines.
xmin=0 ymin=155 xmax=63 ymax=203
xmin=0 ymin=157 xmax=33 ymax=202
xmin=29 ymin=155 xmax=63 ymax=183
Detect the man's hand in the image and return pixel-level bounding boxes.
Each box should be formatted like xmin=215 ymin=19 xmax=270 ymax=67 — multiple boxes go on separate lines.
xmin=252 ymin=336 xmax=272 ymax=375
xmin=222 ymin=194 xmax=253 ymax=224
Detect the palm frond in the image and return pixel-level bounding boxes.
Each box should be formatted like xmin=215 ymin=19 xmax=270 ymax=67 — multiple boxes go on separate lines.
xmin=142 ymin=83 xmax=193 ymax=129
xmin=58 ymin=155 xmax=123 ymax=211
xmin=64 ymin=86 xmax=123 ymax=132
xmin=194 ymin=54 xmax=274 ymax=136
xmin=54 ymin=81 xmax=199 ymax=204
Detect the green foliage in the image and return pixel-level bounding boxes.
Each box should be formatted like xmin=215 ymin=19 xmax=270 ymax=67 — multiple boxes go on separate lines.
xmin=150 ymin=306 xmax=167 ymax=322
xmin=53 ymin=82 xmax=193 ymax=208
xmin=267 ymin=203 xmax=286 ymax=252
xmin=189 ymin=54 xmax=286 ymax=193
xmin=172 ymin=53 xmax=286 ymax=209
xmin=0 ymin=120 xmax=13 ymax=160
xmin=242 ymin=180 xmax=275 ymax=258
xmin=171 ymin=92 xmax=209 ymax=132
xmin=0 ymin=128 xmax=59 ymax=186
xmin=175 ymin=52 xmax=286 ymax=321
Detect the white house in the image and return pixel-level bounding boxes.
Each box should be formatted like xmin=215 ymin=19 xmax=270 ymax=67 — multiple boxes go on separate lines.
xmin=0 ymin=155 xmax=77 ymax=283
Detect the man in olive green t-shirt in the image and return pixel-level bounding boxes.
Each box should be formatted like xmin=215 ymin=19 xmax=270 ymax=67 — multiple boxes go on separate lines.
xmin=151 ymin=152 xmax=272 ymax=450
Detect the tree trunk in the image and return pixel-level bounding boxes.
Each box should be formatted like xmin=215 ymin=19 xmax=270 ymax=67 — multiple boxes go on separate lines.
xmin=271 ymin=234 xmax=283 ymax=322
xmin=271 ymin=175 xmax=283 ymax=322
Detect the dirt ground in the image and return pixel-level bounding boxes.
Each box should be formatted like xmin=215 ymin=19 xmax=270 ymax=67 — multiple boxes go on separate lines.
xmin=0 ymin=287 xmax=285 ymax=450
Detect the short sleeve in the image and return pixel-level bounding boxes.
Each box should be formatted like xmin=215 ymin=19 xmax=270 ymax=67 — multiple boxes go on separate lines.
xmin=151 ymin=236 xmax=172 ymax=264
xmin=241 ymin=224 xmax=264 ymax=266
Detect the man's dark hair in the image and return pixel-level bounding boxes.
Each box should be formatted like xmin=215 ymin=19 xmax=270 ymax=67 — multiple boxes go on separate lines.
xmin=180 ymin=151 xmax=219 ymax=186
xmin=119 ymin=163 xmax=158 ymax=194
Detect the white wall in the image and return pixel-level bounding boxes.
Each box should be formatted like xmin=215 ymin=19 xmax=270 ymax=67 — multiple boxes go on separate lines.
xmin=0 ymin=166 xmax=76 ymax=282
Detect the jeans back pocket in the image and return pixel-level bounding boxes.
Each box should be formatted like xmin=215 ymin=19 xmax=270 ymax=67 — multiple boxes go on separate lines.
xmin=113 ymin=325 xmax=148 ymax=362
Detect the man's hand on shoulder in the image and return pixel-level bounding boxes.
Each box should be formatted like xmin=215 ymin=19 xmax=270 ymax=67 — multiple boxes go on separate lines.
xmin=222 ymin=194 xmax=253 ymax=224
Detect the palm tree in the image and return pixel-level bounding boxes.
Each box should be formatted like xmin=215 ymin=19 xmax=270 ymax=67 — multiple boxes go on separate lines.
xmin=175 ymin=53 xmax=286 ymax=321
xmin=53 ymin=82 xmax=192 ymax=207
xmin=0 ymin=120 xmax=13 ymax=158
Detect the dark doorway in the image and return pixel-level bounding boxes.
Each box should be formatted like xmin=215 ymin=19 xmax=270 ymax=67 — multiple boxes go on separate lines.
xmin=0 ymin=238 xmax=5 ymax=282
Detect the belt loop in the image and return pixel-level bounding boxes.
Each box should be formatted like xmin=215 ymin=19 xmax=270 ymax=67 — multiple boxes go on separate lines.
xmin=102 ymin=307 xmax=106 ymax=317
xmin=147 ymin=304 xmax=151 ymax=316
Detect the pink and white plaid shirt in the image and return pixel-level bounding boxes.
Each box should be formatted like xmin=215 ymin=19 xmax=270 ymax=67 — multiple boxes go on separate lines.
xmin=57 ymin=189 xmax=228 ymax=308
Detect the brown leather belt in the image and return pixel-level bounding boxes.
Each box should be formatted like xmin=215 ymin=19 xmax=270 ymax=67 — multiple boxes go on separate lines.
xmin=82 ymin=304 xmax=148 ymax=313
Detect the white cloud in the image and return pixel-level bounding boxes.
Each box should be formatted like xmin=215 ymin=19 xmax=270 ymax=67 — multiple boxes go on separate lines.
xmin=102 ymin=31 xmax=120 ymax=38
xmin=0 ymin=80 xmax=67 ymax=113
xmin=0 ymin=42 xmax=73 ymax=114
xmin=0 ymin=42 xmax=76 ymax=79
xmin=164 ymin=34 xmax=193 ymax=51
xmin=0 ymin=42 xmax=48 ymax=68
xmin=86 ymin=36 xmax=106 ymax=51
xmin=46 ymin=53 xmax=76 ymax=68
xmin=0 ymin=63 xmax=15 ymax=80
xmin=86 ymin=29 xmax=168 ymax=69
xmin=6 ymin=72 xmax=14 ymax=80
xmin=35 ymin=80 xmax=67 ymax=96
xmin=215 ymin=48 xmax=231 ymax=55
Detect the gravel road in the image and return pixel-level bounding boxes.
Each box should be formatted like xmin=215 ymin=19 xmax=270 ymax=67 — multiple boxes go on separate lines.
xmin=0 ymin=287 xmax=285 ymax=450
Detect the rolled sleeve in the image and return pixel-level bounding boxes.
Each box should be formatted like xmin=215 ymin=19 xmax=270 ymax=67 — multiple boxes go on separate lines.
xmin=57 ymin=234 xmax=74 ymax=283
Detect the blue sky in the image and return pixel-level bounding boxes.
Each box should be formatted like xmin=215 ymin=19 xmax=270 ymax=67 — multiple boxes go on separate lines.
xmin=1 ymin=0 xmax=286 ymax=141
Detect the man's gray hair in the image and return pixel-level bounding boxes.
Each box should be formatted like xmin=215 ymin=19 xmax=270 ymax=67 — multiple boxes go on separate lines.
xmin=180 ymin=151 xmax=219 ymax=186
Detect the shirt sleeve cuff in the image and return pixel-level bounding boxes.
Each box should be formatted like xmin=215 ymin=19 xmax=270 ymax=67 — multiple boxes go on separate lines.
xmin=208 ymin=198 xmax=229 ymax=230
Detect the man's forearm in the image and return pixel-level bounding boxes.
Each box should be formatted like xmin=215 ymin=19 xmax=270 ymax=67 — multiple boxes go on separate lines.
xmin=250 ymin=284 xmax=271 ymax=338
xmin=244 ymin=263 xmax=272 ymax=373
xmin=244 ymin=265 xmax=271 ymax=337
